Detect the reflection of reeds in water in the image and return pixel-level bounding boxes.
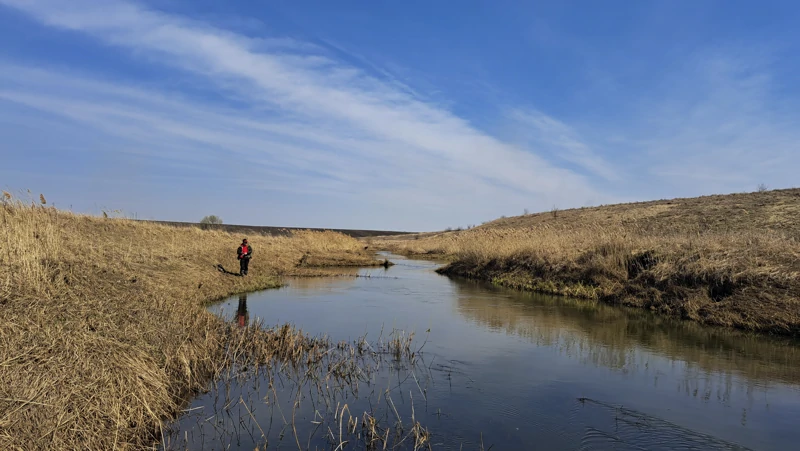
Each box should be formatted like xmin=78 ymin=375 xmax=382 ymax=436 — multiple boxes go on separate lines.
xmin=281 ymin=268 xmax=398 ymax=291
xmin=163 ymin=324 xmax=439 ymax=450
xmin=283 ymin=267 xmax=362 ymax=291
xmin=454 ymin=281 xmax=800 ymax=387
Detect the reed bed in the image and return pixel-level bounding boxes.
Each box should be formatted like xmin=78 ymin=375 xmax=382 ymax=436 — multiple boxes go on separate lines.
xmin=0 ymin=193 xmax=386 ymax=450
xmin=375 ymin=189 xmax=800 ymax=335
xmin=164 ymin=323 xmax=434 ymax=450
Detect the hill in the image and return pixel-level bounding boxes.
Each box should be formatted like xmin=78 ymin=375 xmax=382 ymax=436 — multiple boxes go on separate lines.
xmin=146 ymin=220 xmax=413 ymax=238
xmin=375 ymin=188 xmax=800 ymax=336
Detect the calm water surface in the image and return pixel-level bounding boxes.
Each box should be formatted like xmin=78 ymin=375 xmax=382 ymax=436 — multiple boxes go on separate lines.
xmin=167 ymin=254 xmax=800 ymax=450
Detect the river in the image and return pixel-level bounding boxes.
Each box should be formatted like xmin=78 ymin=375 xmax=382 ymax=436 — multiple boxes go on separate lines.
xmin=164 ymin=254 xmax=800 ymax=450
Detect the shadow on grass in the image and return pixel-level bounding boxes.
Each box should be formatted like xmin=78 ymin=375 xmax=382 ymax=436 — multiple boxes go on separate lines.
xmin=215 ymin=264 xmax=241 ymax=276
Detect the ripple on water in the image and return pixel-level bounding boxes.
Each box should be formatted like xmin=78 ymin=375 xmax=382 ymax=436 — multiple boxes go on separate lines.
xmin=575 ymin=398 xmax=752 ymax=451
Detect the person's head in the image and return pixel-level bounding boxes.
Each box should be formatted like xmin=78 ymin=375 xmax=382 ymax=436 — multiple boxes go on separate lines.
xmin=242 ymin=238 xmax=248 ymax=244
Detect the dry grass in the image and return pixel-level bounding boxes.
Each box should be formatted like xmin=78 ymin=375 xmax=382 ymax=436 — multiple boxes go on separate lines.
xmin=165 ymin=323 xmax=433 ymax=450
xmin=375 ymin=189 xmax=800 ymax=335
xmin=0 ymin=193 xmax=384 ymax=450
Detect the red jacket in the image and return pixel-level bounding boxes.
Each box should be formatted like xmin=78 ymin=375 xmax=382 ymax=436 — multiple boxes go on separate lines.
xmin=237 ymin=244 xmax=253 ymax=260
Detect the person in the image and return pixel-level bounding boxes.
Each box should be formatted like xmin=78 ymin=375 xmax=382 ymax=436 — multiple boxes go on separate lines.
xmin=237 ymin=238 xmax=253 ymax=276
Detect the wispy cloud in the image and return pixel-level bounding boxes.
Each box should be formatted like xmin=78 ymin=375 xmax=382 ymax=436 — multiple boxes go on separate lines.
xmin=3 ymin=0 xmax=794 ymax=230
xmin=614 ymin=49 xmax=800 ymax=196
xmin=0 ymin=0 xmax=613 ymax=229
xmin=505 ymin=109 xmax=620 ymax=182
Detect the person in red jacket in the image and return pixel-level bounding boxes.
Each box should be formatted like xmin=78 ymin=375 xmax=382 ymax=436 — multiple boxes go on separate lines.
xmin=237 ymin=238 xmax=253 ymax=276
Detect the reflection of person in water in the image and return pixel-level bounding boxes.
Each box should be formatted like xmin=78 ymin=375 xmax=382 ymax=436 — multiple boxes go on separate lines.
xmin=236 ymin=293 xmax=249 ymax=328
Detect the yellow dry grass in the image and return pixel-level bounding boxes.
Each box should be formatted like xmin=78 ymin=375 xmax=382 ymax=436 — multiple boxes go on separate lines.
xmin=0 ymin=194 xmax=380 ymax=450
xmin=375 ymin=189 xmax=800 ymax=335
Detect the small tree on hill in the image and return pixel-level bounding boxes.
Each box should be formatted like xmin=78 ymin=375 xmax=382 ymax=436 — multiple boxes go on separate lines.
xmin=200 ymin=215 xmax=223 ymax=225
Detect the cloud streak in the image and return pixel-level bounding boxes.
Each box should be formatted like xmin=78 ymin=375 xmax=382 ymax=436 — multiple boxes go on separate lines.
xmin=3 ymin=1 xmax=794 ymax=230
xmin=0 ymin=0 xmax=613 ymax=229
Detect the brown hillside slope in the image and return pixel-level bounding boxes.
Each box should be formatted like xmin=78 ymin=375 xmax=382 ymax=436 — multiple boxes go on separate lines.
xmin=149 ymin=220 xmax=414 ymax=238
xmin=375 ymin=189 xmax=800 ymax=335
xmin=0 ymin=198 xmax=381 ymax=450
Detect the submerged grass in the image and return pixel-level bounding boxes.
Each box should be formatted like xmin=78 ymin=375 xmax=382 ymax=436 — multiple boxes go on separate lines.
xmin=0 ymin=194 xmax=388 ymax=450
xmin=374 ymin=189 xmax=800 ymax=336
xmin=165 ymin=322 xmax=434 ymax=450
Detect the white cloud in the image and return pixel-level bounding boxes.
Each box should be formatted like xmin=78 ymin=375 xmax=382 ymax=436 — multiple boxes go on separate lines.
xmin=505 ymin=109 xmax=620 ymax=181
xmin=0 ymin=0 xmax=612 ymax=229
xmin=8 ymin=2 xmax=793 ymax=229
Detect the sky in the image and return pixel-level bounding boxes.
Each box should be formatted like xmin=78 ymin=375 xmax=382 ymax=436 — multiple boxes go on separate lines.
xmin=0 ymin=1 xmax=798 ymax=231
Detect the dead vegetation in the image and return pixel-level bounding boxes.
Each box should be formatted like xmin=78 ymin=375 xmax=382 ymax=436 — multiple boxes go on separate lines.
xmin=164 ymin=323 xmax=433 ymax=450
xmin=374 ymin=189 xmax=800 ymax=336
xmin=0 ymin=192 xmax=387 ymax=450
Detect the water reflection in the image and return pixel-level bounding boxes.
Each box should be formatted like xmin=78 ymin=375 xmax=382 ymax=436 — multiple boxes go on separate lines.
xmin=236 ymin=293 xmax=248 ymax=328
xmin=283 ymin=267 xmax=363 ymax=290
xmin=453 ymin=280 xmax=800 ymax=386
xmin=173 ymin=256 xmax=800 ymax=451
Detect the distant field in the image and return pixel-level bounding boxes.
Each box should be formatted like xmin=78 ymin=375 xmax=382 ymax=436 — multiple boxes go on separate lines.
xmin=374 ymin=188 xmax=800 ymax=336
xmin=146 ymin=220 xmax=414 ymax=238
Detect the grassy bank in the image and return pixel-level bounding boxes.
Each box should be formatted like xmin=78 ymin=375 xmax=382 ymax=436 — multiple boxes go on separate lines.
xmin=374 ymin=189 xmax=800 ymax=336
xmin=0 ymin=196 xmax=383 ymax=450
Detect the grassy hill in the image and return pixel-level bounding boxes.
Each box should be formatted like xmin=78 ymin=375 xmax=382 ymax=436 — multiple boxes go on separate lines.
xmin=0 ymin=198 xmax=384 ymax=450
xmin=147 ymin=220 xmax=414 ymax=238
xmin=375 ymin=188 xmax=800 ymax=336
xmin=486 ymin=189 xmax=800 ymax=237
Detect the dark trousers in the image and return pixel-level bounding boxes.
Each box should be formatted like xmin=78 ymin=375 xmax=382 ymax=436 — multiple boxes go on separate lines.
xmin=239 ymin=257 xmax=250 ymax=275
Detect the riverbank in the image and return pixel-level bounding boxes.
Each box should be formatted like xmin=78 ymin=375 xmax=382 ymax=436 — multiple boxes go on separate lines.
xmin=374 ymin=189 xmax=800 ymax=336
xmin=0 ymin=197 xmax=384 ymax=450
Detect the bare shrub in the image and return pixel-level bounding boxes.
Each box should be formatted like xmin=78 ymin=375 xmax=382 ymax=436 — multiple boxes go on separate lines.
xmin=200 ymin=214 xmax=224 ymax=225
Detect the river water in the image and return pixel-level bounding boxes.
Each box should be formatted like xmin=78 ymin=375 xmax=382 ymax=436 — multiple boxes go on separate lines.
xmin=166 ymin=254 xmax=800 ymax=450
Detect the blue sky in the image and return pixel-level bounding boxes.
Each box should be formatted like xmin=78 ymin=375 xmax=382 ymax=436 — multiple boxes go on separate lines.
xmin=1 ymin=0 xmax=798 ymax=231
